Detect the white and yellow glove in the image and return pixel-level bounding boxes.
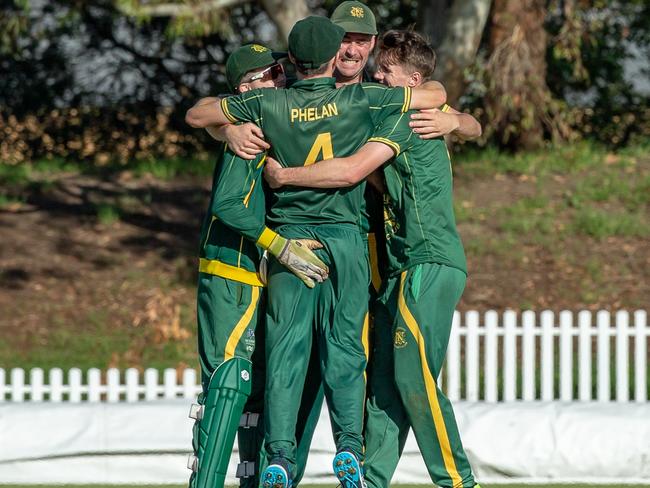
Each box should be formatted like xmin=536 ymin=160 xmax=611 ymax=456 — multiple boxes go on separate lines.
xmin=262 ymin=232 xmax=329 ymax=288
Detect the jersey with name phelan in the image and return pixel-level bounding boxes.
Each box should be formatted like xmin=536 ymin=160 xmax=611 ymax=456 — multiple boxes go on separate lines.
xmin=222 ymin=77 xmax=411 ymax=228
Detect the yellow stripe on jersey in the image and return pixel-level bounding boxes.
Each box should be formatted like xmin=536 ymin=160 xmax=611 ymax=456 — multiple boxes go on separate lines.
xmin=224 ymin=286 xmax=261 ymax=360
xmin=245 ymin=154 xmax=267 ymax=206
xmin=243 ymin=179 xmax=256 ymax=208
xmin=397 ymin=272 xmax=463 ymax=488
xmin=441 ymin=103 xmax=451 ymax=113
xmin=402 ymin=86 xmax=412 ymax=113
xmin=199 ymin=258 xmax=265 ymax=287
xmin=361 ymin=311 xmax=370 ymax=383
xmin=256 ymin=154 xmax=267 ymax=169
xmin=368 ymin=137 xmax=400 ymax=156
xmin=202 ymin=215 xmax=217 ymax=250
xmin=221 ymin=98 xmax=237 ymax=123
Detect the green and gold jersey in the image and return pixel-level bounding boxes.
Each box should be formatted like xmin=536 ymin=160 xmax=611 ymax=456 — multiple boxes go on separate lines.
xmin=198 ymin=144 xmax=267 ymax=286
xmin=221 ymin=77 xmax=411 ymax=228
xmin=369 ymin=106 xmax=467 ymax=276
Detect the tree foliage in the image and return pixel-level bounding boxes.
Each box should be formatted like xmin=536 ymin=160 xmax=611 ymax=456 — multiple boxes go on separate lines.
xmin=545 ymin=0 xmax=650 ymax=146
xmin=0 ymin=0 xmax=269 ymax=163
xmin=1 ymin=0 xmax=648 ymax=163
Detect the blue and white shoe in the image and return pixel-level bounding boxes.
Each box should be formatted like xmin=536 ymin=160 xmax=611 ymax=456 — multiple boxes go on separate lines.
xmin=333 ymin=451 xmax=365 ymax=488
xmin=262 ymin=462 xmax=291 ymax=488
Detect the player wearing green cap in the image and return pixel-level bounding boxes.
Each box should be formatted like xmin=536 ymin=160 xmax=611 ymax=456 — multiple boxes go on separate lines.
xmin=330 ymin=1 xmax=378 ymax=85
xmin=327 ymin=10 xmax=482 ymax=488
xmin=184 ymin=44 xmax=328 ymax=488
xmin=329 ymin=1 xmax=477 ymax=294
xmin=262 ymin=30 xmax=481 ymax=488
xmin=189 ymin=15 xmax=447 ymax=488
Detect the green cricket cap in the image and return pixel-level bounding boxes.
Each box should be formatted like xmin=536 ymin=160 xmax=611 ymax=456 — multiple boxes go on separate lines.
xmin=226 ymin=44 xmax=285 ymax=91
xmin=288 ymin=16 xmax=345 ymax=69
xmin=330 ymin=1 xmax=377 ymax=35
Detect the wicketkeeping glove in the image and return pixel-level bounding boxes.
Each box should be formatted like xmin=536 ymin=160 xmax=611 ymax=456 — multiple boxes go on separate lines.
xmin=267 ymin=235 xmax=329 ymax=288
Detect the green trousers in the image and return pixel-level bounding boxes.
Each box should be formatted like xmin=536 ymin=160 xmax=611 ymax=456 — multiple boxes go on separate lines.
xmin=196 ymin=273 xmax=321 ymax=487
xmin=247 ymin=339 xmax=325 ymax=488
xmin=363 ymin=263 xmax=476 ymax=488
xmin=197 ymin=273 xmax=263 ymax=389
xmin=264 ymin=224 xmax=369 ymax=476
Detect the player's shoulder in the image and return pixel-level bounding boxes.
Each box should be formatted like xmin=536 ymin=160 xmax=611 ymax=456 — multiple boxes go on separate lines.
xmin=359 ymin=82 xmax=394 ymax=92
xmin=381 ymin=109 xmax=412 ymax=129
xmin=235 ymin=87 xmax=283 ymax=102
xmin=359 ymin=82 xmax=406 ymax=105
xmin=359 ymin=82 xmax=389 ymax=89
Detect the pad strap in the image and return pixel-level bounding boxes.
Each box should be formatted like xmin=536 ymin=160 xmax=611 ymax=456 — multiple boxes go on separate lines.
xmin=239 ymin=411 xmax=260 ymax=428
xmin=236 ymin=461 xmax=256 ymax=478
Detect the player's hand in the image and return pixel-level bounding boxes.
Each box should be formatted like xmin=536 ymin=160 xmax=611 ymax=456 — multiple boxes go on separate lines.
xmin=409 ymin=109 xmax=460 ymax=139
xmin=267 ymin=234 xmax=329 ymax=288
xmin=295 ymin=238 xmax=324 ymax=251
xmin=224 ymin=123 xmax=270 ymax=159
xmin=263 ymin=157 xmax=284 ymax=189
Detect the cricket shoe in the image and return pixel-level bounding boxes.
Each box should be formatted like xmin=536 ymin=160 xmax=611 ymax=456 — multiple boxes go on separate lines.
xmin=262 ymin=460 xmax=292 ymax=488
xmin=333 ymin=451 xmax=365 ymax=488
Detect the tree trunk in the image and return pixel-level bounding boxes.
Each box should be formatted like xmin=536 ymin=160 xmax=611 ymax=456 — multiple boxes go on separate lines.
xmin=419 ymin=0 xmax=492 ymax=105
xmin=417 ymin=0 xmax=449 ymax=48
xmin=117 ymin=0 xmax=310 ymax=46
xmin=485 ymin=0 xmax=552 ymax=149
xmin=260 ymin=0 xmax=310 ymax=44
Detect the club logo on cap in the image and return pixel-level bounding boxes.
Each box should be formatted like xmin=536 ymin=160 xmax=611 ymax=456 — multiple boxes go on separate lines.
xmin=251 ymin=44 xmax=268 ymax=53
xmin=350 ymin=6 xmax=364 ymax=18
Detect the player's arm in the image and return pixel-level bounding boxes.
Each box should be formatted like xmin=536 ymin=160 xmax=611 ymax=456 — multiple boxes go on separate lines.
xmin=205 ymin=124 xmax=270 ymax=160
xmin=409 ymin=104 xmax=482 ymax=140
xmin=185 ymin=96 xmax=232 ymax=128
xmin=188 ymin=91 xmax=268 ymax=157
xmin=212 ymin=151 xmax=328 ymax=287
xmin=363 ymin=82 xmax=446 ymax=126
xmin=264 ymin=142 xmax=394 ymax=189
xmin=408 ymin=80 xmax=447 ymax=110
xmin=210 ymin=150 xmax=268 ymax=241
xmin=366 ymin=169 xmax=385 ymax=193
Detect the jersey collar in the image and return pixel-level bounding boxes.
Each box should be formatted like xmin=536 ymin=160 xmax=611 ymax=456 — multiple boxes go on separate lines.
xmin=290 ymin=77 xmax=337 ymax=91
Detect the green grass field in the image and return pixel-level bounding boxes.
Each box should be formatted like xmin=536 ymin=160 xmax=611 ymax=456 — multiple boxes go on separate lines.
xmin=1 ymin=141 xmax=648 ymax=373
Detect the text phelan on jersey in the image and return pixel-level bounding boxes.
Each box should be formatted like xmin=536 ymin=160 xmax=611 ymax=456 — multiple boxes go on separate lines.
xmin=290 ymin=103 xmax=339 ymax=123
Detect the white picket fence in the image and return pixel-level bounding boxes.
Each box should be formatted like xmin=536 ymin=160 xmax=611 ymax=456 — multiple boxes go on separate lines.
xmin=1 ymin=310 xmax=647 ymax=403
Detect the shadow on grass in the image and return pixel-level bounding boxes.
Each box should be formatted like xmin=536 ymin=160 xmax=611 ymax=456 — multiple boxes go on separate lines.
xmin=4 ymin=173 xmax=209 ymax=262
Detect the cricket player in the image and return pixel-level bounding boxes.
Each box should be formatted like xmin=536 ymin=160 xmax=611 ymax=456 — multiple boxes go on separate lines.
xmin=263 ymin=29 xmax=482 ymax=488
xmin=325 ymin=15 xmax=480 ymax=486
xmin=185 ymin=15 xmax=447 ymax=488
xmin=329 ymin=0 xmax=475 ymax=296
xmin=326 ymin=12 xmax=481 ymax=488
xmin=185 ymin=44 xmax=328 ymax=488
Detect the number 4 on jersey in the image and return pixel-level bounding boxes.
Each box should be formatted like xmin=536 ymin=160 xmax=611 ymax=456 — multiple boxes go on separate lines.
xmin=304 ymin=132 xmax=333 ymax=166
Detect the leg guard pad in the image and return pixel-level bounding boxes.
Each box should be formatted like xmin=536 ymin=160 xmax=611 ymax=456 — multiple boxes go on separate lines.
xmin=189 ymin=357 xmax=253 ymax=488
